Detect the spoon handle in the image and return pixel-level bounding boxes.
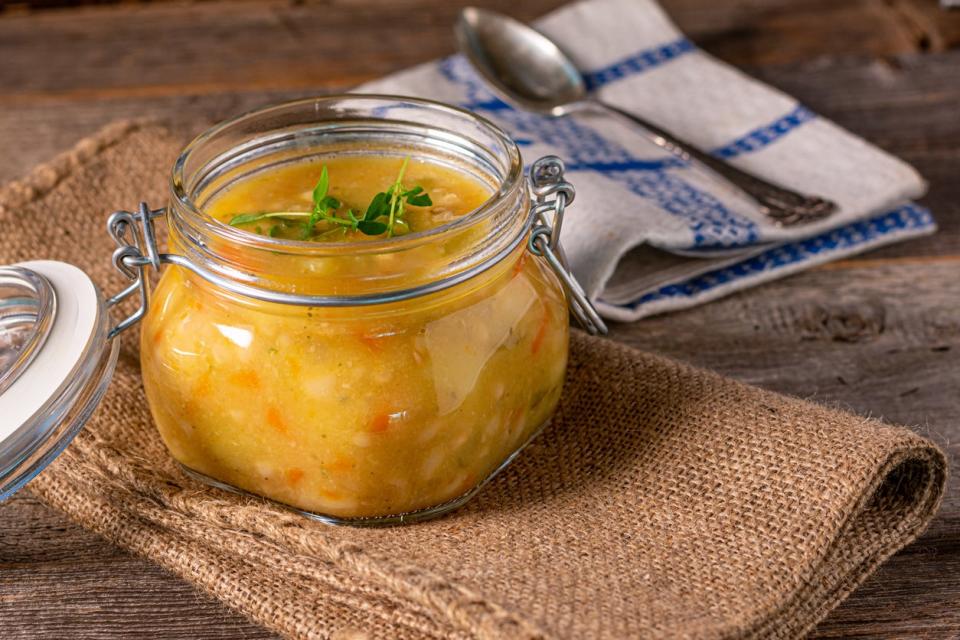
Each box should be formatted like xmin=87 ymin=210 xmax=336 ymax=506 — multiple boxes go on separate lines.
xmin=590 ymin=100 xmax=837 ymax=226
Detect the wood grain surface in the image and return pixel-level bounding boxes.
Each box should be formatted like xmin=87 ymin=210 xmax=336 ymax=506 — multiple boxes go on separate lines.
xmin=1 ymin=0 xmax=959 ymax=638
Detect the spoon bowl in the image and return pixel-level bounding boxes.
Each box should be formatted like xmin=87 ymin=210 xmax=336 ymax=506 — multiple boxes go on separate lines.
xmin=456 ymin=7 xmax=585 ymax=116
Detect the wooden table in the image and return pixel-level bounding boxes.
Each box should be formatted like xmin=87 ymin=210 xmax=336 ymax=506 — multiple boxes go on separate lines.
xmin=1 ymin=0 xmax=958 ymax=637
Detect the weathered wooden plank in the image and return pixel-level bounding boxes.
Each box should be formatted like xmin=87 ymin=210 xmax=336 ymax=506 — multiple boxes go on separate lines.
xmin=0 ymin=494 xmax=280 ymax=639
xmin=0 ymin=88 xmax=311 ymax=184
xmin=669 ymin=0 xmax=920 ymax=65
xmin=0 ymin=0 xmax=564 ymax=101
xmin=890 ymin=0 xmax=960 ymax=52
xmin=749 ymin=53 xmax=960 ymax=153
xmin=612 ymin=264 xmax=960 ymax=445
xmin=664 ymin=0 xmax=960 ymax=56
xmin=0 ymin=0 xmax=954 ymax=103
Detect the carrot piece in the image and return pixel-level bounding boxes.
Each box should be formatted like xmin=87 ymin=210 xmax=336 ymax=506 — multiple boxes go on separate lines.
xmin=284 ymin=355 xmax=301 ymax=378
xmin=327 ymin=456 xmax=353 ymax=473
xmin=184 ymin=374 xmax=212 ymax=417
xmin=511 ymin=252 xmax=527 ymax=278
xmin=356 ymin=330 xmax=385 ymax=353
xmin=369 ymin=413 xmax=391 ymax=433
xmin=502 ymin=407 xmax=526 ymax=438
xmin=193 ymin=373 xmax=212 ymax=396
xmin=356 ymin=325 xmax=401 ymax=352
xmin=530 ymin=305 xmax=551 ymax=354
xmin=228 ymin=369 xmax=260 ymax=389
xmin=266 ymin=406 xmax=287 ymax=434
xmin=285 ymin=468 xmax=304 ymax=486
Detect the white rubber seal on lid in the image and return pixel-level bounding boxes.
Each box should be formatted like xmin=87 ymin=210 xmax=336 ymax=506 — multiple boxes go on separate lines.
xmin=0 ymin=260 xmax=100 ymax=443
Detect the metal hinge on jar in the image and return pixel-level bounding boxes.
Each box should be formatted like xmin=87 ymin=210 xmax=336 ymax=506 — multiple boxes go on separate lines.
xmin=528 ymin=156 xmax=607 ymax=336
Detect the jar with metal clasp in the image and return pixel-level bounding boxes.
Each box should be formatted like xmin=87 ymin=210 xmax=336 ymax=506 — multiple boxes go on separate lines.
xmin=0 ymin=95 xmax=605 ymax=525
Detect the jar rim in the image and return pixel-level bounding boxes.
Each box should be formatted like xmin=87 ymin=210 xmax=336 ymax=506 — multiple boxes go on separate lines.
xmin=170 ymin=94 xmax=525 ymax=257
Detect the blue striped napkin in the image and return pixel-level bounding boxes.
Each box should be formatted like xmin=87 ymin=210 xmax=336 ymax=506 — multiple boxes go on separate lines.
xmin=362 ymin=0 xmax=934 ymax=321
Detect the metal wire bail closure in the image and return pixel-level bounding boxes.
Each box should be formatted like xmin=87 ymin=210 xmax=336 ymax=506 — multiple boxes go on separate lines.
xmin=106 ymin=203 xmax=164 ymax=339
xmin=104 ymin=156 xmax=607 ymax=337
xmin=528 ymin=156 xmax=608 ymax=335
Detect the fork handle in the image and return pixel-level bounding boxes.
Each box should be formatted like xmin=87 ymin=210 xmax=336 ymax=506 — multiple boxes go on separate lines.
xmin=590 ymin=99 xmax=837 ymax=226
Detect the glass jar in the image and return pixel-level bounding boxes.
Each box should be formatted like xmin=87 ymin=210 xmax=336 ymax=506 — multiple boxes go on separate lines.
xmin=0 ymin=95 xmax=605 ymax=525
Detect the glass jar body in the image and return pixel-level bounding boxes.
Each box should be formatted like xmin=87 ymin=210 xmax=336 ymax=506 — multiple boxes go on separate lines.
xmin=140 ymin=240 xmax=568 ymax=521
xmin=135 ymin=96 xmax=572 ymax=523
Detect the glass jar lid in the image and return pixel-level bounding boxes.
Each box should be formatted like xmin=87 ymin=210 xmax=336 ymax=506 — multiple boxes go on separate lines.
xmin=0 ymin=265 xmax=55 ymax=394
xmin=0 ymin=261 xmax=118 ymax=499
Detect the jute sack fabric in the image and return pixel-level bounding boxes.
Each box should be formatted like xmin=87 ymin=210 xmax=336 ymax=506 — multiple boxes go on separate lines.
xmin=0 ymin=122 xmax=947 ymax=640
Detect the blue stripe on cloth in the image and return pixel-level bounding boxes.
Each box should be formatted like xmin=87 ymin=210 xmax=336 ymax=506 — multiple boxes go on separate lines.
xmin=466 ymin=98 xmax=514 ymax=112
xmin=567 ymin=103 xmax=817 ymax=172
xmin=435 ymin=54 xmax=823 ymax=249
xmin=711 ymin=105 xmax=817 ymax=159
xmin=582 ymin=37 xmax=696 ymax=91
xmin=606 ymin=204 xmax=934 ymax=310
xmin=566 ymin=158 xmax=683 ymax=172
xmin=607 ymin=169 xmax=759 ymax=247
xmin=438 ymin=55 xmax=761 ymax=248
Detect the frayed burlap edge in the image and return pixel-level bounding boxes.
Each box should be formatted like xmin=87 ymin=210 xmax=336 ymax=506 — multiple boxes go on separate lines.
xmin=733 ymin=443 xmax=945 ymax=640
xmin=0 ymin=119 xmax=147 ymax=212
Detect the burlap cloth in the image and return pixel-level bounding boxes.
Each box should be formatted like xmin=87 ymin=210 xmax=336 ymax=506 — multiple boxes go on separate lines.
xmin=0 ymin=121 xmax=947 ymax=640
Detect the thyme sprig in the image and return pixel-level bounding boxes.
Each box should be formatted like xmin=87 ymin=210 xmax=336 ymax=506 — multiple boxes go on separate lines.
xmin=228 ymin=158 xmax=432 ymax=240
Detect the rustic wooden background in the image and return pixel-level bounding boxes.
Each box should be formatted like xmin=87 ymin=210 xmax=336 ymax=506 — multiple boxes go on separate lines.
xmin=1 ymin=0 xmax=959 ymax=637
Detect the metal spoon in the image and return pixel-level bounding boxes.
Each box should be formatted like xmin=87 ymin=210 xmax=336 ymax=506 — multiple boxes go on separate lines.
xmin=455 ymin=7 xmax=837 ymax=227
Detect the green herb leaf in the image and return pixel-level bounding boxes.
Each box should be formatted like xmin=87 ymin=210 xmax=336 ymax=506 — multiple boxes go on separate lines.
xmin=312 ymin=166 xmax=330 ymax=207
xmin=364 ymin=192 xmax=390 ymax=221
xmin=301 ymin=216 xmax=318 ymax=239
xmin=315 ymin=226 xmax=347 ymax=241
xmin=227 ymin=158 xmax=430 ymax=240
xmin=229 ymin=212 xmax=269 ymax=226
xmin=230 ymin=211 xmax=311 ymax=226
xmin=300 ymin=168 xmax=346 ymax=239
xmin=385 ymin=158 xmax=411 ymax=237
xmin=357 ymin=220 xmax=388 ymax=235
xmin=406 ymin=193 xmax=432 ymax=207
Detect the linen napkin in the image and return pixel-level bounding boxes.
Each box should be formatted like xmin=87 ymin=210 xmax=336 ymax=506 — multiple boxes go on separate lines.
xmin=360 ymin=0 xmax=934 ymax=321
xmin=0 ymin=122 xmax=948 ymax=640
